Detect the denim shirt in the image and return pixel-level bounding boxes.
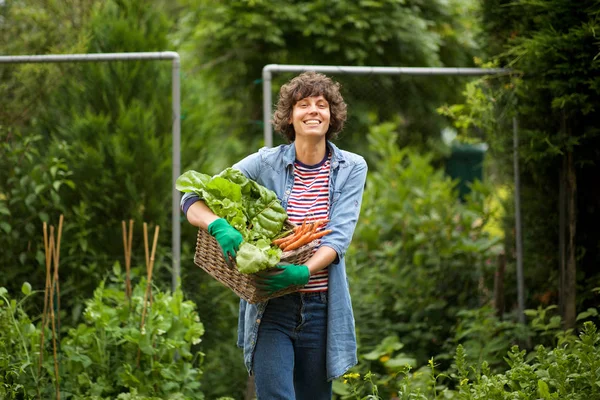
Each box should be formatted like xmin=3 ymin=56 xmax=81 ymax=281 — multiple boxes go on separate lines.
xmin=182 ymin=141 xmax=367 ymax=381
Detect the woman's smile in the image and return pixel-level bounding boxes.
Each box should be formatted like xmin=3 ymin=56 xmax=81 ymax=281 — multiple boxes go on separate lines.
xmin=291 ymin=95 xmax=331 ymax=138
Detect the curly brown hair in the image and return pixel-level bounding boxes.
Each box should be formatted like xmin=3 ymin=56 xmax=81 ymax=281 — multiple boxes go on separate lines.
xmin=272 ymin=71 xmax=347 ymax=142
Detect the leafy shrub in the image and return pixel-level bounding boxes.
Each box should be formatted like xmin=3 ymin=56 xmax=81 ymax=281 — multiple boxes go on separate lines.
xmin=0 ymin=273 xmax=205 ymax=399
xmin=335 ymin=322 xmax=600 ymax=400
xmin=348 ymin=121 xmax=502 ymax=366
xmin=451 ymin=306 xmax=529 ymax=371
xmin=0 ymin=131 xmax=73 ymax=302
xmin=454 ymin=321 xmax=600 ymax=399
xmin=0 ymin=283 xmax=41 ymax=400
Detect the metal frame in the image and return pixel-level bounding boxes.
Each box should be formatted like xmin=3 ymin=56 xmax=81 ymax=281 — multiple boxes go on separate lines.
xmin=262 ymin=64 xmax=508 ymax=147
xmin=0 ymin=52 xmax=182 ymax=292
xmin=262 ymin=63 xmax=525 ymax=322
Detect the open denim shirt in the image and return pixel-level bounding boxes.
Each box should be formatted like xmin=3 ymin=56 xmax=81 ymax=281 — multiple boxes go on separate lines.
xmin=181 ymin=141 xmax=367 ymax=381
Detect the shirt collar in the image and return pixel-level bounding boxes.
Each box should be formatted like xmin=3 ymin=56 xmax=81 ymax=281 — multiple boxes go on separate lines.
xmin=283 ymin=140 xmax=345 ymax=169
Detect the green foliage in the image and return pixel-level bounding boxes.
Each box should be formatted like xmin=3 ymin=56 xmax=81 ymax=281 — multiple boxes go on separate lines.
xmin=452 ymin=306 xmax=529 ymax=371
xmin=349 ymin=121 xmax=501 ymax=367
xmin=0 ymin=276 xmax=205 ymax=399
xmin=0 ymin=0 xmax=92 ymax=129
xmin=0 ymin=285 xmax=41 ymax=399
xmin=336 ymin=322 xmax=600 ymax=399
xmin=174 ymin=0 xmax=482 ymax=156
xmin=0 ymin=0 xmax=176 ymax=323
xmin=0 ymin=131 xmax=73 ymax=293
xmin=456 ymin=322 xmax=600 ymax=399
xmin=439 ymin=0 xmax=600 ymax=314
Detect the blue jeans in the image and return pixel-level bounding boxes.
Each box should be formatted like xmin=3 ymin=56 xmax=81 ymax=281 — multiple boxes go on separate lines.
xmin=253 ymin=291 xmax=331 ymax=400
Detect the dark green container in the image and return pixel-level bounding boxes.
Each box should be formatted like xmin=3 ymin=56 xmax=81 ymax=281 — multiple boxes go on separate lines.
xmin=445 ymin=143 xmax=487 ymax=199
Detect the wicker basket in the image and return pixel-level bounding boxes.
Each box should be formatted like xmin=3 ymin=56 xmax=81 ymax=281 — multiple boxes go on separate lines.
xmin=193 ymin=224 xmax=318 ymax=304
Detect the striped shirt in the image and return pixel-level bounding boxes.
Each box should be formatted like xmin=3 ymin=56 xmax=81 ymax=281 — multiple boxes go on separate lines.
xmin=287 ymin=151 xmax=331 ymax=292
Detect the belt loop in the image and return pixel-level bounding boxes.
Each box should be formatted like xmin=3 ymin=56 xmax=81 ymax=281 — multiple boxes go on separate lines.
xmin=320 ymin=291 xmax=327 ymax=303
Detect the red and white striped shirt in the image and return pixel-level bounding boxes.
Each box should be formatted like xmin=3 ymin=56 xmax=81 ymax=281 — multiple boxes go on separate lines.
xmin=286 ymin=152 xmax=331 ymax=292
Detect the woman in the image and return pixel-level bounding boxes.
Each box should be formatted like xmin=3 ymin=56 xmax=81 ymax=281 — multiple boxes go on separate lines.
xmin=181 ymin=71 xmax=367 ymax=399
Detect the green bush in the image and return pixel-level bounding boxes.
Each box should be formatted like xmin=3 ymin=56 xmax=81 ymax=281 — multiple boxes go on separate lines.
xmin=348 ymin=121 xmax=502 ymax=367
xmin=0 ymin=273 xmax=205 ymax=399
xmin=336 ymin=322 xmax=600 ymax=399
xmin=455 ymin=321 xmax=600 ymax=399
xmin=0 ymin=283 xmax=41 ymax=400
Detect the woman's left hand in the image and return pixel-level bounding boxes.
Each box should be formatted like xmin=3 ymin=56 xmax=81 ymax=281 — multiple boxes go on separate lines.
xmin=255 ymin=264 xmax=310 ymax=294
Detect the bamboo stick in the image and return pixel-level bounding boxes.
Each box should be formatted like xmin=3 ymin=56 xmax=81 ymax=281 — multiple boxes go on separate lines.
xmin=38 ymin=222 xmax=53 ymax=382
xmin=121 ymin=220 xmax=134 ymax=299
xmin=127 ymin=219 xmax=133 ymax=296
xmin=143 ymin=222 xmax=150 ymax=271
xmin=48 ymin=229 xmax=60 ymax=400
xmin=137 ymin=224 xmax=159 ymax=367
xmin=52 ymin=215 xmax=63 ymax=335
xmin=148 ymin=225 xmax=160 ymax=295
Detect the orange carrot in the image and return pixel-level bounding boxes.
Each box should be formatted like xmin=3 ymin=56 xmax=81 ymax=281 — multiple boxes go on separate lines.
xmin=314 ymin=219 xmax=329 ymax=230
xmin=282 ymin=233 xmax=314 ymax=251
xmin=274 ymin=233 xmax=299 ymax=249
xmin=273 ymin=235 xmax=294 ymax=246
xmin=296 ymin=219 xmax=308 ymax=235
xmin=274 ymin=219 xmax=331 ymax=249
xmin=312 ymin=219 xmax=330 ymax=227
xmin=307 ymin=229 xmax=332 ymax=241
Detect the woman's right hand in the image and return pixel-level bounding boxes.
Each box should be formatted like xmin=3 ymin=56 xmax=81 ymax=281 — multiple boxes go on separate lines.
xmin=208 ymin=218 xmax=243 ymax=266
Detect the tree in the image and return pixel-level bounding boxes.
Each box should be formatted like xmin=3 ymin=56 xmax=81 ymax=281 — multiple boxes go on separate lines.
xmin=174 ymin=0 xmax=482 ymax=159
xmin=445 ymin=0 xmax=600 ymax=329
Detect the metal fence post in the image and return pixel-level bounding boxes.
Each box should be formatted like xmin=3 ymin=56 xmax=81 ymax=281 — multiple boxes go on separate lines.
xmin=513 ymin=116 xmax=525 ymax=324
xmin=0 ymin=52 xmax=182 ymax=292
xmin=262 ymin=67 xmax=273 ymax=148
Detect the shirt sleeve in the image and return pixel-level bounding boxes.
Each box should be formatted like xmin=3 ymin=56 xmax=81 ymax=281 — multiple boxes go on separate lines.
xmin=231 ymin=149 xmax=264 ymax=181
xmin=180 ymin=192 xmax=200 ymax=214
xmin=181 ymin=193 xmax=200 ymax=215
xmin=319 ymin=158 xmax=368 ymax=261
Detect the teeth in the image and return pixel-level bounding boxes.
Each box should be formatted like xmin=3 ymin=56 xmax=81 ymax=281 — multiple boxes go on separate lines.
xmin=304 ymin=120 xmax=320 ymax=125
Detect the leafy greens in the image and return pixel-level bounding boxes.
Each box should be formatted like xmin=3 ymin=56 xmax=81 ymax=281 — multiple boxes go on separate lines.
xmin=176 ymin=168 xmax=287 ymax=273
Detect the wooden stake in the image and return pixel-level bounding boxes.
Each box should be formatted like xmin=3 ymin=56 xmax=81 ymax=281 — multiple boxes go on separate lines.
xmin=143 ymin=222 xmax=150 ymax=271
xmin=148 ymin=225 xmax=160 ymax=291
xmin=52 ymin=215 xmax=63 ymax=334
xmin=137 ymin=224 xmax=159 ymax=367
xmin=121 ymin=220 xmax=134 ymax=299
xmin=38 ymin=222 xmax=53 ymax=381
xmin=48 ymin=228 xmax=60 ymax=400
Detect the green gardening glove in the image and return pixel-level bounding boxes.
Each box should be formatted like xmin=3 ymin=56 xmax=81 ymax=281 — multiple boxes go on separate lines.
xmin=255 ymin=264 xmax=310 ymax=294
xmin=208 ymin=218 xmax=243 ymax=265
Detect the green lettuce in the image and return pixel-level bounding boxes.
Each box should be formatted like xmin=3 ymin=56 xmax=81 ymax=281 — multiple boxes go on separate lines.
xmin=235 ymin=240 xmax=282 ymax=274
xmin=176 ymin=168 xmax=287 ymax=273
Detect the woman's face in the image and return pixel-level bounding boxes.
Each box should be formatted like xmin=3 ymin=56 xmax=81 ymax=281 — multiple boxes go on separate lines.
xmin=290 ymin=95 xmax=330 ymax=141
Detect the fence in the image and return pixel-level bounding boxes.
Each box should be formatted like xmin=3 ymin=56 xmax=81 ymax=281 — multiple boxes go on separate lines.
xmin=0 ymin=52 xmax=182 ymax=292
xmin=261 ymin=64 xmax=525 ymax=323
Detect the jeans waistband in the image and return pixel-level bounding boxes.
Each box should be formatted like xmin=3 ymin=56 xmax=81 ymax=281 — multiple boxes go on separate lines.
xmin=281 ymin=291 xmax=328 ymax=302
xmin=299 ymin=291 xmax=327 ymax=303
xmin=300 ymin=290 xmax=327 ymax=297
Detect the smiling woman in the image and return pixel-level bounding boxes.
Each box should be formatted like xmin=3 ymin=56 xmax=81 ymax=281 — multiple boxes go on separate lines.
xmin=272 ymin=71 xmax=347 ymax=143
xmin=180 ymin=71 xmax=367 ymax=399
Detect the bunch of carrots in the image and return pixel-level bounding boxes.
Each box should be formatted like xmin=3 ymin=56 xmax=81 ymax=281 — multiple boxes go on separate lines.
xmin=272 ymin=219 xmax=332 ymax=252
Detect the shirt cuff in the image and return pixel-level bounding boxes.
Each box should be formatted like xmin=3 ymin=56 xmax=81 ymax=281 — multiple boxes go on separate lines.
xmin=182 ymin=195 xmax=200 ymax=215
